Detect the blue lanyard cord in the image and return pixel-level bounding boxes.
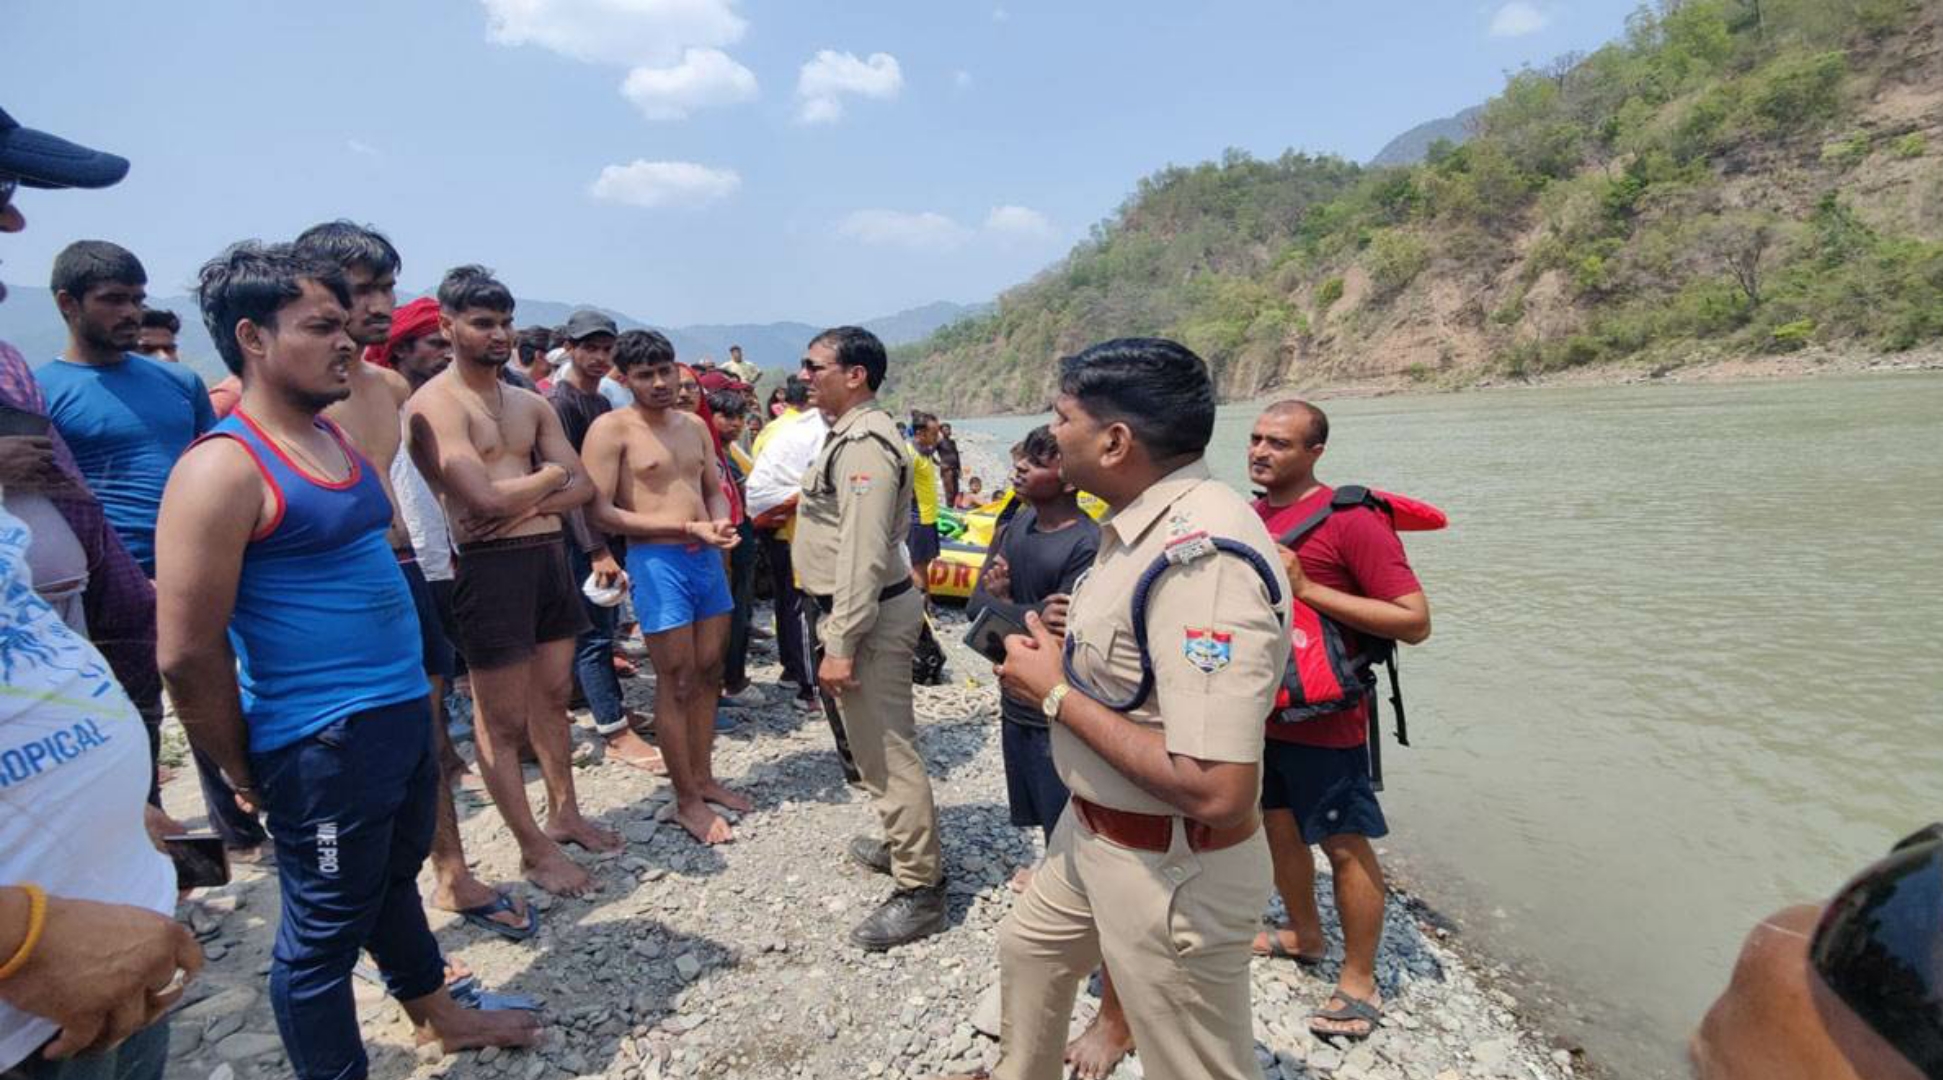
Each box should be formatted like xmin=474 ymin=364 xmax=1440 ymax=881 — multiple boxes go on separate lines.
xmin=1060 ymin=537 xmax=1284 ymax=712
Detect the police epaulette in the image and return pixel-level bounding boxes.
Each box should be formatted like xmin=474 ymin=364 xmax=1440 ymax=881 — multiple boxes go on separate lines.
xmin=1163 ymin=530 xmax=1215 ymax=565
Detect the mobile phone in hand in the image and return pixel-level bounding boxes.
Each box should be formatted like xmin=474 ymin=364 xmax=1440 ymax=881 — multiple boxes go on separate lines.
xmin=164 ymin=832 xmax=231 ymax=889
xmin=0 ymin=403 xmax=51 ymax=438
xmin=964 ymin=606 xmax=1029 ymax=664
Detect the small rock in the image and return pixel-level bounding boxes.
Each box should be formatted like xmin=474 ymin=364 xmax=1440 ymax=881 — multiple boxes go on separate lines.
xmin=204 ymin=1011 xmax=246 ymax=1044
xmin=674 ymin=953 xmax=703 ymax=982
xmin=212 ymin=1032 xmax=284 ymax=1062
xmin=168 ymin=1022 xmax=203 ymax=1059
xmin=416 ymin=1041 xmax=446 ymax=1064
xmin=479 ymin=1045 xmax=502 ymax=1064
xmin=207 ymin=1066 xmax=235 ymax=1080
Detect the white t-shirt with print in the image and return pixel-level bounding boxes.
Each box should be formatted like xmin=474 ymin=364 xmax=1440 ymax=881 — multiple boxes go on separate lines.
xmin=0 ymin=503 xmax=175 ymax=1069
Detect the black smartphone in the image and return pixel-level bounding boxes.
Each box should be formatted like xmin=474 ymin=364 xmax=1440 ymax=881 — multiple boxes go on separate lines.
xmin=0 ymin=403 xmax=51 ymax=438
xmin=964 ymin=605 xmax=1029 ymax=664
xmin=164 ymin=832 xmax=232 ymax=889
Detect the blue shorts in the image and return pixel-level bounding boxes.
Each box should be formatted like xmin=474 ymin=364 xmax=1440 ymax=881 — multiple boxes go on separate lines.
xmin=1260 ymin=740 xmax=1388 ymax=845
xmin=627 ymin=542 xmax=734 ymax=636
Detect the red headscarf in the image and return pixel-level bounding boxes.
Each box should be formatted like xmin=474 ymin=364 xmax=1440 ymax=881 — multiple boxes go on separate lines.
xmin=363 ymin=296 xmax=441 ymax=368
xmin=679 ymin=363 xmax=743 ymax=525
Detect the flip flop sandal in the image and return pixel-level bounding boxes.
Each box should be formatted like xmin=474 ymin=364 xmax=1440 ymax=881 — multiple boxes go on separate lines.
xmin=1252 ymin=928 xmax=1327 ymax=966
xmin=458 ymin=891 xmax=541 ymax=942
xmin=1308 ymin=991 xmax=1382 ymax=1041
xmin=447 ymin=974 xmax=543 ymax=1012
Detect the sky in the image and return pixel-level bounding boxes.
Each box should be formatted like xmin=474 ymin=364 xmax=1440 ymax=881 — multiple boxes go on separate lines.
xmin=5 ymin=0 xmax=1646 ymax=327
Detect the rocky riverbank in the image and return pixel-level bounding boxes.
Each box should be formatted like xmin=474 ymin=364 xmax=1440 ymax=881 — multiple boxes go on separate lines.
xmin=159 ymin=607 xmax=1581 ymax=1080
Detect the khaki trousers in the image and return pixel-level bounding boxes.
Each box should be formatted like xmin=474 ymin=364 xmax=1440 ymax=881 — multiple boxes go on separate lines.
xmin=819 ymin=588 xmax=942 ymax=889
xmin=994 ymin=809 xmax=1271 ymax=1080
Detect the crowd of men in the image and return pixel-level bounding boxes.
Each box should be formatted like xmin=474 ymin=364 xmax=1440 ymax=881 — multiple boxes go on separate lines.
xmin=0 ymin=109 xmax=1934 ymax=1080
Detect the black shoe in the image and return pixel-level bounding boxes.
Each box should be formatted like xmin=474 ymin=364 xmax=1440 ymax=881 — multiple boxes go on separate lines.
xmin=847 ymin=835 xmax=893 ymax=876
xmin=850 ymin=882 xmax=948 ymax=951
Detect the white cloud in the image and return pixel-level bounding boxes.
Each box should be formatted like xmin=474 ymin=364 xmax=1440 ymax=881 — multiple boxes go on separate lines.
xmin=1488 ymin=1 xmax=1549 ymax=37
xmin=620 ymin=48 xmax=758 ymax=120
xmin=795 ymin=50 xmax=903 ymax=124
xmin=837 ymin=205 xmax=1059 ymax=251
xmin=983 ymin=205 xmax=1055 ymax=240
xmin=346 ymin=139 xmax=381 ymax=158
xmin=837 ymin=209 xmax=974 ymax=251
xmin=481 ymin=0 xmax=746 ymax=66
xmin=589 ymin=160 xmax=741 ymax=208
xmin=952 ymin=69 xmax=973 ymax=90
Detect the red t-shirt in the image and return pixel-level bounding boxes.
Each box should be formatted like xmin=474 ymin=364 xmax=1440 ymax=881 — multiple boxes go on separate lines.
xmin=1254 ymin=487 xmax=1422 ymax=748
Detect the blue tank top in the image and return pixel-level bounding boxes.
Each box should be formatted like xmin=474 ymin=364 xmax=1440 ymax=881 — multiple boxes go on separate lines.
xmin=206 ymin=411 xmax=425 ymax=753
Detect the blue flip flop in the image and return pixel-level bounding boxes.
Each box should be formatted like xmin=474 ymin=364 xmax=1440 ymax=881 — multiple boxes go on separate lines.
xmin=458 ymin=891 xmax=540 ymax=942
xmin=447 ymin=974 xmax=542 ymax=1012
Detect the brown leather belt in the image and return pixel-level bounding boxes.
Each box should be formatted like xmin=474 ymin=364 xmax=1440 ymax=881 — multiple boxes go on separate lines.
xmin=1070 ymin=796 xmax=1258 ymax=854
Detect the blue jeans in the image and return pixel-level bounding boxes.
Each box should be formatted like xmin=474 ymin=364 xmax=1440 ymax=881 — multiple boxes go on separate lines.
xmin=251 ymin=698 xmax=445 ymax=1080
xmin=3 ymin=1020 xmax=168 ymax=1080
xmin=566 ymin=543 xmax=627 ymax=736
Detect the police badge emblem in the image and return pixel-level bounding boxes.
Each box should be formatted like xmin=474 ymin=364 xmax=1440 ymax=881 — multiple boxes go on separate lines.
xmin=1182 ymin=627 xmax=1232 ymax=674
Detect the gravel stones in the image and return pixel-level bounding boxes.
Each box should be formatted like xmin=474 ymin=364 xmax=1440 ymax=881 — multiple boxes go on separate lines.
xmin=156 ymin=601 xmax=1573 ymax=1080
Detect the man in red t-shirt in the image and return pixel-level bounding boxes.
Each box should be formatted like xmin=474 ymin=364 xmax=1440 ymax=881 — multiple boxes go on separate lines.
xmin=1247 ymin=400 xmax=1431 ymax=1041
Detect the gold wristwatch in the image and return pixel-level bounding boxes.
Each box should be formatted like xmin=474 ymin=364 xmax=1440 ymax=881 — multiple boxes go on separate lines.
xmin=1041 ymin=682 xmax=1072 ymax=723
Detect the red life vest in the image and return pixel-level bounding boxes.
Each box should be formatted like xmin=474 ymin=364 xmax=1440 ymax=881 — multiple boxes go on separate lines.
xmin=1271 ymin=486 xmax=1444 ymax=748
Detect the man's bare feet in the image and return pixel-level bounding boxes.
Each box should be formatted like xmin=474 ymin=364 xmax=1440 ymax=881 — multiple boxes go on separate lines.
xmin=545 ymin=814 xmax=624 ymax=853
xmin=413 ymin=1004 xmax=543 ymax=1053
xmin=1008 ymin=866 xmax=1034 ymax=894
xmin=603 ymin=729 xmax=667 ymax=774
xmin=698 ymin=780 xmax=753 ymax=813
xmin=1065 ymin=1009 xmax=1134 ymax=1080
xmin=675 ymin=800 xmax=734 ymax=845
xmin=522 ymin=845 xmax=594 ymax=897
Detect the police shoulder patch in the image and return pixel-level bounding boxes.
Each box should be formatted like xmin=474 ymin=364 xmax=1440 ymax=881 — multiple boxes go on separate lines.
xmin=1182 ymin=626 xmax=1233 ymax=674
xmin=848 ymin=473 xmax=874 ymax=495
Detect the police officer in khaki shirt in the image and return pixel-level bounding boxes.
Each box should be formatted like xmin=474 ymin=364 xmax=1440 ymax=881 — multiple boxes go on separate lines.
xmin=956 ymin=338 xmax=1290 ymax=1080
xmin=793 ymin=326 xmax=948 ymax=950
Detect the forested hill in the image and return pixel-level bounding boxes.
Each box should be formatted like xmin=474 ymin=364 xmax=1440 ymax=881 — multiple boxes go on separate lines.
xmin=888 ymin=0 xmax=1943 ymax=416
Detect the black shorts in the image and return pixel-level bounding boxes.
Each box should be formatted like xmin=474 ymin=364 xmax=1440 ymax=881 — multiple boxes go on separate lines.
xmin=905 ymin=522 xmax=941 ymax=566
xmin=1260 ymin=740 xmax=1388 ymax=845
xmin=452 ymin=532 xmax=591 ymax=671
xmin=398 ymin=556 xmax=458 ymax=681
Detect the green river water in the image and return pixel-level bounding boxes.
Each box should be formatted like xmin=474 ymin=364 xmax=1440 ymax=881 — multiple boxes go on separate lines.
xmin=959 ymin=371 xmax=1943 ymax=1077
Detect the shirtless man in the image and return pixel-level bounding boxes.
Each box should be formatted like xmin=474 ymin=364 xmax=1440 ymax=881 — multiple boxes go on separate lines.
xmin=584 ymin=330 xmax=750 ymax=844
xmin=300 ymin=224 xmax=541 ymax=940
xmin=405 ymin=264 xmax=620 ymax=897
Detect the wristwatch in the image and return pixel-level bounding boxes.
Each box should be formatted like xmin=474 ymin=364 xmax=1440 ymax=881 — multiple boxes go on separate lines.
xmin=1041 ymin=682 xmax=1072 ymax=723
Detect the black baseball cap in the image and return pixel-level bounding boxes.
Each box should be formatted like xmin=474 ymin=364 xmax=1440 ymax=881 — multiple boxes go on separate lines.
xmin=0 ymin=107 xmax=130 ymax=189
xmin=564 ymin=308 xmax=618 ymax=341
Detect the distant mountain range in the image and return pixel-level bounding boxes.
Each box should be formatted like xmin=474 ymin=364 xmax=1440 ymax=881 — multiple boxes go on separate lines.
xmin=0 ymin=288 xmax=988 ymax=388
xmin=1367 ymin=105 xmax=1482 ymax=167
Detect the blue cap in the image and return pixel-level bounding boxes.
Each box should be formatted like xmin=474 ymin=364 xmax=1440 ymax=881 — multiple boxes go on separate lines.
xmin=0 ymin=107 xmax=130 ymax=190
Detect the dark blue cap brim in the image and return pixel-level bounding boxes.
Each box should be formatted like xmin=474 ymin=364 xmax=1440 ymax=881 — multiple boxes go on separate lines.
xmin=0 ymin=108 xmax=131 ymax=190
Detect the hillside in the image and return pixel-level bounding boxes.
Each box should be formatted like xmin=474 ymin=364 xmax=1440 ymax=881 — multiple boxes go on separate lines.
xmin=1369 ymin=106 xmax=1484 ymax=167
xmin=889 ymin=0 xmax=1943 ymax=416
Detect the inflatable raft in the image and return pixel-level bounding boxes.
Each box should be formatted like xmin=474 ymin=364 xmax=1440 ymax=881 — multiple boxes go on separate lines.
xmin=924 ymin=490 xmax=1110 ymax=601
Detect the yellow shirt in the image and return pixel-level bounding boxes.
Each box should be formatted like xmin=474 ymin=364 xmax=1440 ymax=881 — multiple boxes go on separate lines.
xmin=752 ymin=406 xmax=803 ymax=459
xmin=909 ymin=444 xmax=940 ymax=526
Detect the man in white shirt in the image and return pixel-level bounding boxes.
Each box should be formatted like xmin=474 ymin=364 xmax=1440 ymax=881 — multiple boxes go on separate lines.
xmin=745 ymin=376 xmax=828 ymax=710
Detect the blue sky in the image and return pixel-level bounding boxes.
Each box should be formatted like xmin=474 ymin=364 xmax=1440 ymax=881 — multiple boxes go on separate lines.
xmin=6 ymin=0 xmax=1643 ymax=326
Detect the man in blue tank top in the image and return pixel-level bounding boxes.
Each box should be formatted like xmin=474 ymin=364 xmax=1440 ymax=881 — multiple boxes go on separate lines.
xmin=155 ymin=243 xmax=540 ymax=1079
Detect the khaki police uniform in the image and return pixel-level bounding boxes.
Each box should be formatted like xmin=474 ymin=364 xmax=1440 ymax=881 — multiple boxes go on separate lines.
xmin=994 ymin=460 xmax=1289 ymax=1080
xmin=794 ymin=401 xmax=943 ymax=889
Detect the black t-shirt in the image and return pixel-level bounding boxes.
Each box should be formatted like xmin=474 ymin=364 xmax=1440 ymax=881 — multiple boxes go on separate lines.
xmin=967 ymin=505 xmax=1101 ymax=727
xmin=935 ymin=436 xmax=961 ymax=471
xmin=548 ymin=379 xmax=610 ymax=452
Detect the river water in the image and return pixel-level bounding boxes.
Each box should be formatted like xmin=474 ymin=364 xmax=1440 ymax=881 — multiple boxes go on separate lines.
xmin=958 ymin=372 xmax=1943 ymax=1077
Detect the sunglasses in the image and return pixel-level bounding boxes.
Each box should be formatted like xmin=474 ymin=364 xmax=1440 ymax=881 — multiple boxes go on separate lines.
xmin=0 ymin=177 xmax=17 ymax=216
xmin=1809 ymin=823 xmax=1943 ymax=1076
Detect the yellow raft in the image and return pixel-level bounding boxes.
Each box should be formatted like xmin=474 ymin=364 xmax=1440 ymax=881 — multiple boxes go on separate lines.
xmin=923 ymin=491 xmax=1109 ymax=601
